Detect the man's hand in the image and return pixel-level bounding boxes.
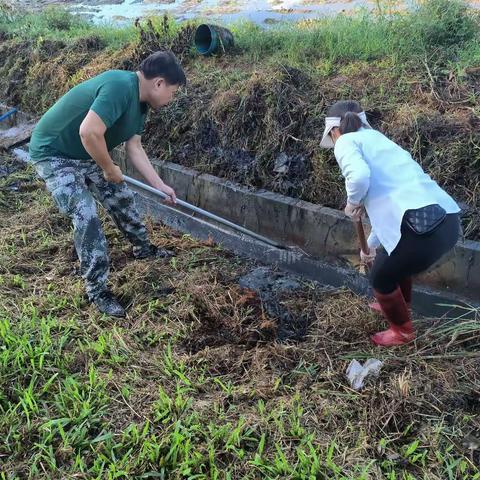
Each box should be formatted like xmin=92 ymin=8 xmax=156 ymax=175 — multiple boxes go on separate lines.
xmin=125 ymin=135 xmax=177 ymax=204
xmin=160 ymin=183 xmax=177 ymax=205
xmin=103 ymin=164 xmax=124 ymax=184
xmin=344 ymin=202 xmax=364 ymax=221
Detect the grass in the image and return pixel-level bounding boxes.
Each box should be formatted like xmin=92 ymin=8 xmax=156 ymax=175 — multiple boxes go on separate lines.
xmin=0 ymin=4 xmax=137 ymax=49
xmin=231 ymin=0 xmax=479 ymax=69
xmin=0 ymin=154 xmax=479 ymax=478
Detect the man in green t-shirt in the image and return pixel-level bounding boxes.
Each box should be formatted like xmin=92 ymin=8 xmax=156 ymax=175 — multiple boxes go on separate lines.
xmin=29 ymin=51 xmax=186 ymax=317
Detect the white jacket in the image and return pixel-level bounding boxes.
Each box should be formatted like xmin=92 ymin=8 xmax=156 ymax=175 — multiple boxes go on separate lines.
xmin=334 ymin=128 xmax=460 ymax=255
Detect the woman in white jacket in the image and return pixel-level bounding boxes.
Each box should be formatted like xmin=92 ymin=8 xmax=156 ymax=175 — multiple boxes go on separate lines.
xmin=320 ymin=100 xmax=461 ymax=347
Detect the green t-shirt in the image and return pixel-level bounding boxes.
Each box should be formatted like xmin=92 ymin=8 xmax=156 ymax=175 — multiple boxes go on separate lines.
xmin=29 ymin=70 xmax=148 ymax=162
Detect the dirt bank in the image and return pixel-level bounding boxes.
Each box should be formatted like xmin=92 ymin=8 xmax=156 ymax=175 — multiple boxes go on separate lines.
xmin=1 ymin=7 xmax=479 ymax=241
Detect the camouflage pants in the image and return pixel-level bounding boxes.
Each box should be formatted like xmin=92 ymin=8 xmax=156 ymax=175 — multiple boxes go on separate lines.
xmin=34 ymin=156 xmax=150 ymax=299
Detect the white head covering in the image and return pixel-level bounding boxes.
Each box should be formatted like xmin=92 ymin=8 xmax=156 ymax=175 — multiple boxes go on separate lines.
xmin=320 ymin=111 xmax=371 ymax=149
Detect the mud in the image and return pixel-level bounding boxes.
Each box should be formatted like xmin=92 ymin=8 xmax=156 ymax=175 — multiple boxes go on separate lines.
xmin=238 ymin=266 xmax=342 ymax=341
xmin=238 ymin=266 xmax=308 ymax=341
xmin=0 ymin=151 xmax=30 ymax=204
xmin=0 ymin=159 xmax=17 ymax=179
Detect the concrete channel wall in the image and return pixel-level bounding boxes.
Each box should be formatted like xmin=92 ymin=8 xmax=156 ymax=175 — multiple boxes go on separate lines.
xmin=114 ymin=148 xmax=480 ymax=303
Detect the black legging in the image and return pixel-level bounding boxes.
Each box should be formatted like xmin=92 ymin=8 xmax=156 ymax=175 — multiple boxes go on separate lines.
xmin=370 ymin=213 xmax=461 ymax=294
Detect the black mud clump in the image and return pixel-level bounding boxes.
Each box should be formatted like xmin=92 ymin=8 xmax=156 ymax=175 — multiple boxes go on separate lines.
xmin=238 ymin=267 xmax=308 ymax=342
xmin=0 ymin=153 xmax=24 ymax=179
xmin=180 ymin=266 xmax=321 ymax=355
xmin=0 ymin=151 xmax=39 ymax=211
xmin=72 ymin=35 xmax=106 ymax=53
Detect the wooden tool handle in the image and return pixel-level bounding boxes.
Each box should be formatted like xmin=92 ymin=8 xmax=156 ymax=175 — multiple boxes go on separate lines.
xmin=355 ymin=221 xmax=370 ymax=255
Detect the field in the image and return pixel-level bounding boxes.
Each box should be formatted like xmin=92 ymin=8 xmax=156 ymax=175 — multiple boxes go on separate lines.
xmin=0 ymin=151 xmax=479 ymax=479
xmin=1 ymin=1 xmax=479 ymax=478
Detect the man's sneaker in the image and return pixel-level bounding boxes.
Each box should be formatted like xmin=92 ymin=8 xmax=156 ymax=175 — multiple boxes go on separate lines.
xmin=133 ymin=244 xmax=175 ymax=260
xmin=92 ymin=290 xmax=126 ymax=317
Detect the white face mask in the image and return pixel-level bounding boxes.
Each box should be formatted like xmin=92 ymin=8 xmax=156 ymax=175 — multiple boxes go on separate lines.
xmin=320 ymin=111 xmax=371 ymax=149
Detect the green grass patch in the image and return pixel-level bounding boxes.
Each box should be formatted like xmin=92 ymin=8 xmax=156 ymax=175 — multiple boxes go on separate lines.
xmin=0 ymin=4 xmax=137 ymax=48
xmin=231 ymin=0 xmax=479 ymax=69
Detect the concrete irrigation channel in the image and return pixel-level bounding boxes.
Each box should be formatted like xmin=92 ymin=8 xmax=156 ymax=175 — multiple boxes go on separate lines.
xmin=2 ymin=104 xmax=479 ymax=319
xmin=115 ymin=154 xmax=480 ymax=320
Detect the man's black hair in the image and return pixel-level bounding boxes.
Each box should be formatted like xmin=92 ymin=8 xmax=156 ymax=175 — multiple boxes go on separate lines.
xmin=139 ymin=51 xmax=186 ymax=86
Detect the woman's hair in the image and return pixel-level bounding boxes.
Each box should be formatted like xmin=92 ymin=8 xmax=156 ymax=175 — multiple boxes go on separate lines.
xmin=327 ymin=100 xmax=364 ymax=135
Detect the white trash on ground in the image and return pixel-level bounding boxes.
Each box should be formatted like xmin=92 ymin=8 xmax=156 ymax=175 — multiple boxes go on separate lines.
xmin=346 ymin=358 xmax=384 ymax=390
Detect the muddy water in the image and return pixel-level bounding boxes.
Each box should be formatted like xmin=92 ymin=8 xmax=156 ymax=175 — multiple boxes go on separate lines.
xmin=15 ymin=0 xmax=480 ymax=26
xmin=74 ymin=0 xmax=378 ymax=25
xmin=17 ymin=0 xmax=388 ymax=25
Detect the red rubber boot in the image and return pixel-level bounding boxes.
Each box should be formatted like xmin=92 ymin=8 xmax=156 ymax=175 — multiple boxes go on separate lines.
xmin=369 ymin=277 xmax=412 ymax=313
xmin=371 ymin=287 xmax=415 ymax=346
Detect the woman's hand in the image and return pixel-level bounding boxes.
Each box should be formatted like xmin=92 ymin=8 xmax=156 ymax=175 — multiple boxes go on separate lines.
xmin=360 ymin=247 xmax=376 ymax=265
xmin=344 ymin=202 xmax=364 ymax=221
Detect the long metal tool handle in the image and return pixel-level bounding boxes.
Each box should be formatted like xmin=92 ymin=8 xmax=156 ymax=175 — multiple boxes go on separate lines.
xmin=124 ymin=174 xmax=285 ymax=249
xmin=355 ymin=220 xmax=370 ymax=255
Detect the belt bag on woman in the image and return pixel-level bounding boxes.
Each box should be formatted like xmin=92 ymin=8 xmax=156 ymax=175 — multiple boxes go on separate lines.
xmin=404 ymin=204 xmax=447 ymax=235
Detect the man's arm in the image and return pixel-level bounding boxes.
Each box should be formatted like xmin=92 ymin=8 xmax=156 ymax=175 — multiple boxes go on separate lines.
xmin=79 ymin=110 xmax=123 ymax=183
xmin=125 ymin=135 xmax=177 ymax=204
